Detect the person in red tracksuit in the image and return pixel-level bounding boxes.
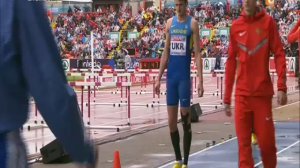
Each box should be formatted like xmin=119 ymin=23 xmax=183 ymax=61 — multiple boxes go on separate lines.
xmin=223 ymin=0 xmax=288 ymax=168
xmin=288 ymin=19 xmax=300 ymax=78
xmin=288 ymin=20 xmax=300 ymax=44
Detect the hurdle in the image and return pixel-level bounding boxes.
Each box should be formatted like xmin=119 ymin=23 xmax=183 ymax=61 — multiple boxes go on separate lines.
xmin=76 ymin=69 xmax=225 ymax=109
xmin=147 ymin=102 xmax=224 ymax=110
xmin=113 ymin=102 xmax=150 ymax=107
xmin=85 ymin=72 xmax=101 ymax=102
xmin=110 ymin=71 xmax=163 ymax=106
xmin=22 ymin=99 xmax=46 ymax=131
xmin=21 ymin=123 xmax=48 ymax=131
xmin=85 ymin=125 xmax=130 ymax=132
xmin=211 ymin=72 xmax=224 ymax=100
xmin=116 ymin=73 xmax=131 ymax=103
xmin=148 ymin=72 xmax=161 ymax=104
xmin=192 ymin=91 xmax=220 ymax=96
xmin=69 ymin=81 xmax=100 ymax=121
xmin=122 ymin=82 xmax=132 ymax=125
xmin=211 ymin=70 xmax=224 ymax=93
xmin=133 ymin=73 xmax=148 ymax=93
xmin=95 ymin=73 xmax=119 ymax=95
xmin=199 ymin=104 xmax=224 ymax=109
xmin=71 ymin=81 xmax=131 ymax=131
xmin=85 ymin=82 xmax=120 ymax=106
xmin=190 ymin=73 xmax=224 ymax=97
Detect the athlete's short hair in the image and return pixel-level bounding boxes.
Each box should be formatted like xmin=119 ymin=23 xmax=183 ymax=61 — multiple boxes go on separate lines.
xmin=176 ymin=0 xmax=188 ymax=4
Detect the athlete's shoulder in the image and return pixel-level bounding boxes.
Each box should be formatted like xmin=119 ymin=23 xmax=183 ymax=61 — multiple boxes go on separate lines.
xmin=190 ymin=17 xmax=199 ymax=31
xmin=257 ymin=10 xmax=273 ymax=25
xmin=190 ymin=17 xmax=198 ymax=25
xmin=228 ymin=17 xmax=245 ymax=41
xmin=167 ymin=17 xmax=174 ymax=25
xmin=230 ymin=19 xmax=240 ymax=35
xmin=165 ymin=17 xmax=174 ymax=30
xmin=231 ymin=17 xmax=244 ymax=28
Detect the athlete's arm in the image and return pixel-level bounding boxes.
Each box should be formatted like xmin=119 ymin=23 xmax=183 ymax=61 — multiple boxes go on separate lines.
xmin=191 ymin=18 xmax=204 ymax=97
xmin=269 ymin=18 xmax=287 ymax=93
xmin=270 ymin=18 xmax=287 ymax=105
xmin=288 ymin=27 xmax=299 ymax=44
xmin=287 ymin=20 xmax=300 ymax=44
xmin=157 ymin=18 xmax=172 ymax=81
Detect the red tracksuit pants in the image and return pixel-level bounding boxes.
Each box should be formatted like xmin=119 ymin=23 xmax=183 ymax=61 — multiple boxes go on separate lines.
xmin=235 ymin=96 xmax=277 ymax=168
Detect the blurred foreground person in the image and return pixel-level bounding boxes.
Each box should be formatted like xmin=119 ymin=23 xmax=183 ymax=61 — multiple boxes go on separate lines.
xmin=0 ymin=1 xmax=97 ymax=168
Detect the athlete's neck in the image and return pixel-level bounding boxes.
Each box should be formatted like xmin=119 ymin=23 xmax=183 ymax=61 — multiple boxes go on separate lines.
xmin=245 ymin=6 xmax=259 ymax=17
xmin=245 ymin=10 xmax=256 ymax=17
xmin=177 ymin=14 xmax=188 ymax=23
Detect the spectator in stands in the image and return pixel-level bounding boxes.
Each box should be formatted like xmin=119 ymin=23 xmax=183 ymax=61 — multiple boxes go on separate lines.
xmin=0 ymin=1 xmax=97 ymax=168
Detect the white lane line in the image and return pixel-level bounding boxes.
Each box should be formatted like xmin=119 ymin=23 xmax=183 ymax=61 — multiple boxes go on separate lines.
xmin=274 ymin=101 xmax=299 ymax=110
xmin=254 ymin=140 xmax=300 ymax=167
xmin=158 ymin=137 xmax=237 ymax=168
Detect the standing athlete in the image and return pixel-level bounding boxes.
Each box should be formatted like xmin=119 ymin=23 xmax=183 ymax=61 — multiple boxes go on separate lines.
xmin=155 ymin=0 xmax=204 ymax=168
xmin=224 ymin=0 xmax=287 ymax=168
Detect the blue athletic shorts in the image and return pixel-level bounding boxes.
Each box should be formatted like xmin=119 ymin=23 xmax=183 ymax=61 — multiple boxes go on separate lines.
xmin=166 ymin=79 xmax=191 ymax=107
xmin=0 ymin=130 xmax=28 ymax=168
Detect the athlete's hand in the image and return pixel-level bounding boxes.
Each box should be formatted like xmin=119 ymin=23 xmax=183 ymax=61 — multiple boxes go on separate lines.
xmin=224 ymin=104 xmax=232 ymax=117
xmin=155 ymin=80 xmax=161 ymax=95
xmin=197 ymin=83 xmax=204 ymax=97
xmin=277 ymin=91 xmax=287 ymax=105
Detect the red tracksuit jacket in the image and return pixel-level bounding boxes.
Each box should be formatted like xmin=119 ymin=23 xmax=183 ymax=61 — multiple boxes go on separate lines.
xmin=224 ymin=9 xmax=287 ymax=105
xmin=288 ymin=20 xmax=300 ymax=44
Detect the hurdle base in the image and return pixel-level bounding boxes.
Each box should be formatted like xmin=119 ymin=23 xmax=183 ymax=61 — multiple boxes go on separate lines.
xmin=148 ymin=103 xmax=167 ymax=107
xmin=22 ymin=124 xmax=48 ymax=131
xmin=85 ymin=125 xmax=131 ymax=132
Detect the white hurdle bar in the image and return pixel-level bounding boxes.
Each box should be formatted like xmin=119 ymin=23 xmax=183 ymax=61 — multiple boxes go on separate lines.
xmin=147 ymin=103 xmax=224 ymax=109
xmin=85 ymin=125 xmax=130 ymax=132
xmin=192 ymin=90 xmax=220 ymax=96
xmin=116 ymin=73 xmax=131 ymax=103
xmin=134 ymin=73 xmax=147 ymax=92
xmin=70 ymin=81 xmax=133 ymax=126
xmin=86 ymin=82 xmax=120 ymax=106
xmin=21 ymin=123 xmax=48 ymax=131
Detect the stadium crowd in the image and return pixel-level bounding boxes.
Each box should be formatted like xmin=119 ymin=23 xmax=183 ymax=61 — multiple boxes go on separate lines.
xmin=49 ymin=0 xmax=299 ymax=61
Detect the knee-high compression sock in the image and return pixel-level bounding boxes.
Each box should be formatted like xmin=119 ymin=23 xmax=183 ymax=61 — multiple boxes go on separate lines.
xmin=170 ymin=130 xmax=182 ymax=161
xmin=181 ymin=113 xmax=192 ymax=165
